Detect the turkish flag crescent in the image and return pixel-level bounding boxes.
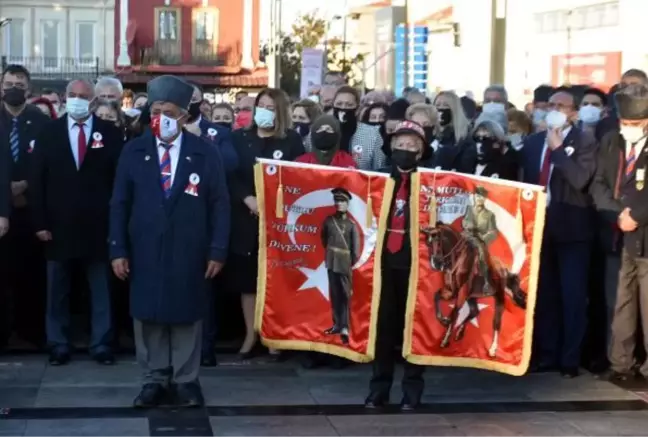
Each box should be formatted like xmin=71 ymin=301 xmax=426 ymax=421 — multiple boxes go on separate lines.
xmin=254 ymin=159 xmax=393 ymax=362
xmin=403 ymin=170 xmax=547 ymax=376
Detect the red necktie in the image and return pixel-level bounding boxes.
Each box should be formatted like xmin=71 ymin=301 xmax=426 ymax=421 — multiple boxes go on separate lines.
xmin=626 ymin=144 xmax=637 ymax=177
xmin=386 ymin=173 xmax=409 ymax=254
xmin=77 ymin=123 xmax=87 ymax=166
xmin=538 ymin=148 xmax=551 ymax=186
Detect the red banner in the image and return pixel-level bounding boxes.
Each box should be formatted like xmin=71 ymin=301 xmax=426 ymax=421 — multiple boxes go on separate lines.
xmin=404 ymin=170 xmax=546 ymax=375
xmin=254 ymin=160 xmax=393 ymax=362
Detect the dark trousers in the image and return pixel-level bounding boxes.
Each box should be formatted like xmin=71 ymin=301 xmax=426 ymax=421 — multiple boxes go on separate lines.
xmin=201 ymin=282 xmax=217 ymax=356
xmin=327 ymin=270 xmax=350 ymax=331
xmin=370 ymin=264 xmax=424 ymax=402
xmin=46 ymin=259 xmax=113 ymax=353
xmin=0 ymin=208 xmax=46 ymax=347
xmin=534 ymin=237 xmax=590 ymax=369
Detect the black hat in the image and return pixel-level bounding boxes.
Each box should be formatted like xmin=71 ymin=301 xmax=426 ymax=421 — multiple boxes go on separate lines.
xmin=331 ymin=188 xmax=352 ymax=202
xmin=474 ymin=186 xmax=488 ymax=196
xmin=382 ymin=120 xmax=433 ymax=161
xmin=615 ymin=84 xmax=648 ymax=120
xmin=386 ymin=98 xmax=410 ymax=121
xmin=147 ymin=75 xmax=193 ymax=110
xmin=533 ymin=85 xmax=554 ymax=103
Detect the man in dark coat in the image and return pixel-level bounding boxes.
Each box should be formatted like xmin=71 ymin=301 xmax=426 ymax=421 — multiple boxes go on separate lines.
xmin=109 ymin=75 xmax=229 ymax=408
xmin=321 ymin=187 xmax=359 ymax=344
xmin=0 ymin=64 xmax=50 ymax=349
xmin=367 ymin=120 xmax=432 ymax=411
xmin=601 ymin=83 xmax=648 ymax=381
xmin=29 ymin=79 xmax=124 ymax=365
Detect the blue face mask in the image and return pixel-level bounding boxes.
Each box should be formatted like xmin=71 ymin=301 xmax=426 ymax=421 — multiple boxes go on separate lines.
xmin=254 ymin=107 xmax=275 ymax=128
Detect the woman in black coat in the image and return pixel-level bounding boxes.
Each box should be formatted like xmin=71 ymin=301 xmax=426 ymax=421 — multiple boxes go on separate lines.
xmin=427 ymin=90 xmax=477 ymax=173
xmin=228 ymin=88 xmax=305 ymax=359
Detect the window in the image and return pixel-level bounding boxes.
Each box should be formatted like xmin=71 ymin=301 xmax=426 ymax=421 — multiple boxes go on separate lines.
xmin=569 ymin=8 xmax=586 ymax=30
xmin=585 ymin=5 xmax=605 ymax=28
xmin=543 ymin=11 xmax=558 ymax=33
xmin=153 ymin=8 xmax=181 ymax=65
xmin=4 ymin=19 xmax=25 ymax=62
xmin=191 ymin=8 xmax=219 ymax=62
xmin=533 ymin=14 xmax=543 ymax=33
xmin=41 ymin=20 xmax=60 ymax=69
xmin=75 ymin=22 xmax=96 ymax=65
xmin=603 ymin=2 xmax=619 ymax=26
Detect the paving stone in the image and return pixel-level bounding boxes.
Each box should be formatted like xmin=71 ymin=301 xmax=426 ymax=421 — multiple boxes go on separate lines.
xmin=0 ymin=419 xmax=26 ymax=436
xmin=22 ymin=418 xmax=149 ymax=436
xmin=447 ymin=412 xmax=585 ymax=436
xmin=328 ymin=415 xmax=463 ymax=436
xmin=210 ymin=416 xmax=338 ymax=436
xmin=560 ymin=411 xmax=648 ymax=436
xmin=201 ymin=378 xmax=316 ymax=406
xmin=34 ymin=386 xmax=139 ymax=408
xmin=0 ymin=387 xmax=39 ymax=409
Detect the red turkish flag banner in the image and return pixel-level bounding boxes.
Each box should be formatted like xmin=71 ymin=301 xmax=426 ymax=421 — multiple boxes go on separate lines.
xmin=404 ymin=170 xmax=547 ymax=375
xmin=254 ymin=159 xmax=393 ymax=362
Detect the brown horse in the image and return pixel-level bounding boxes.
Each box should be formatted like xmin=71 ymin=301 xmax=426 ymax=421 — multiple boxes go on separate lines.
xmin=422 ymin=223 xmax=527 ymax=356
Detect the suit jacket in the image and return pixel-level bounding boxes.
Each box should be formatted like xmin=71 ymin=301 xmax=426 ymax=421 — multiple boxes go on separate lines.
xmin=197 ymin=118 xmax=238 ymax=173
xmin=474 ymin=148 xmax=520 ymax=181
xmin=0 ymin=104 xmax=51 ymax=183
xmin=520 ymin=127 xmax=597 ymax=242
xmin=378 ymin=166 xmax=414 ymax=269
xmin=305 ymin=122 xmax=386 ymax=170
xmin=0 ymin=135 xmax=11 ymax=219
xmin=229 ymin=128 xmax=305 ymax=256
xmin=29 ymin=114 xmax=124 ymax=260
xmin=109 ymin=131 xmax=230 ymax=324
xmin=590 ymin=129 xmax=627 ymax=253
xmin=425 ymin=129 xmax=477 ymax=174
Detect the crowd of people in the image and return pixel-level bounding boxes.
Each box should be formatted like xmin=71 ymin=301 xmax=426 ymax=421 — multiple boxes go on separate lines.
xmin=1 ymin=62 xmax=648 ymax=409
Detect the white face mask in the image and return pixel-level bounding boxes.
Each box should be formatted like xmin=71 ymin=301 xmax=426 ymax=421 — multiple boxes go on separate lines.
xmin=507 ymin=133 xmax=524 ymax=150
xmin=578 ymin=105 xmax=602 ymax=125
xmin=160 ymin=114 xmax=179 ymax=140
xmin=545 ymin=110 xmax=568 ymax=129
xmin=620 ymin=125 xmax=646 ymax=144
xmin=66 ymin=97 xmax=90 ymax=120
xmin=482 ymin=102 xmax=506 ymax=114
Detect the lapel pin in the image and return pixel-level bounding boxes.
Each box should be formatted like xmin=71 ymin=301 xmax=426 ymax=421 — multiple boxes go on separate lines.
xmin=186 ymin=156 xmax=192 ymax=162
xmin=26 ymin=120 xmax=31 ymax=124
xmin=145 ymin=155 xmax=150 ymax=161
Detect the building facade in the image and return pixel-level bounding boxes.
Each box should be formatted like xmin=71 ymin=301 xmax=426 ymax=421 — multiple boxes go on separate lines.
xmin=114 ymin=0 xmax=267 ymax=90
xmin=0 ymin=0 xmax=115 ymax=90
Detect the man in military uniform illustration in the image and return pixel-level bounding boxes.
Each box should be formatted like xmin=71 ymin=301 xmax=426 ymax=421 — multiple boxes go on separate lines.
xmin=321 ymin=188 xmax=360 ymax=344
xmin=461 ymin=186 xmax=499 ymax=293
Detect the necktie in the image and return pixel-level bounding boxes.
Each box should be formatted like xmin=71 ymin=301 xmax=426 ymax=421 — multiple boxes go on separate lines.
xmin=160 ymin=143 xmax=172 ymax=198
xmin=386 ymin=173 xmax=409 ymax=254
xmin=10 ymin=118 xmax=19 ymax=162
xmin=626 ymin=143 xmax=637 ymax=177
xmin=538 ymin=148 xmax=552 ymax=186
xmin=76 ymin=123 xmax=87 ymax=167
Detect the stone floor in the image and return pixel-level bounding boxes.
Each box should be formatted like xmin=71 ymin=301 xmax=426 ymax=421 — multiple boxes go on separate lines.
xmin=1 ymin=353 xmax=647 ymax=436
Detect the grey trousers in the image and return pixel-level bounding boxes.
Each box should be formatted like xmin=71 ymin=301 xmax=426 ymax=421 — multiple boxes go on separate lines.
xmin=133 ymin=319 xmax=202 ymax=386
xmin=609 ymin=250 xmax=648 ymax=375
xmin=604 ymin=255 xmax=622 ymax=349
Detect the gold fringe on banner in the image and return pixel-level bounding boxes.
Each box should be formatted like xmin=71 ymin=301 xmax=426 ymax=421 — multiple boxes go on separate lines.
xmin=275 ymin=165 xmax=284 ymax=218
xmin=428 ymin=172 xmax=438 ymax=227
xmin=366 ymin=175 xmax=373 ymax=228
xmin=516 ymin=189 xmax=525 ymax=243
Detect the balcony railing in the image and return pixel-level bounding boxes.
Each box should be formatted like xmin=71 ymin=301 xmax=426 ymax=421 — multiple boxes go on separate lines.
xmin=1 ymin=56 xmax=101 ymax=80
xmin=142 ymin=41 xmax=226 ymax=67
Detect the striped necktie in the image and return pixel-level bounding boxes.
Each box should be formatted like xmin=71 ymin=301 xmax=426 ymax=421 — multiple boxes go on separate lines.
xmin=10 ymin=117 xmax=19 ymax=162
xmin=160 ymin=143 xmax=173 ymax=198
xmin=626 ymin=143 xmax=637 ymax=177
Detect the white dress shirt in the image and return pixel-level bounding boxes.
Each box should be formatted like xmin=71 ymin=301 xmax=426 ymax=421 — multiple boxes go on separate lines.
xmin=156 ymin=133 xmax=183 ymax=186
xmin=540 ymin=126 xmax=572 ymax=205
xmin=67 ymin=115 xmax=93 ymax=169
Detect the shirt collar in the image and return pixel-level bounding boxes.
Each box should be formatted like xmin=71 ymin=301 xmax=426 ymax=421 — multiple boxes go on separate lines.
xmin=156 ymin=133 xmax=183 ymax=149
xmin=68 ymin=114 xmax=91 ymax=129
xmin=188 ymin=116 xmax=202 ymax=128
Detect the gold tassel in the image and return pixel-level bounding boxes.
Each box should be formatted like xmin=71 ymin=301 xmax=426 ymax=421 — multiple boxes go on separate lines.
xmin=516 ymin=190 xmax=524 ymax=243
xmin=275 ymin=166 xmax=284 ymax=218
xmin=366 ymin=176 xmax=373 ymax=228
xmin=429 ymin=173 xmax=438 ymax=227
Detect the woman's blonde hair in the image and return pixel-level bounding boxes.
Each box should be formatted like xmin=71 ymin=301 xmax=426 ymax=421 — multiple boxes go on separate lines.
xmin=253 ymin=88 xmax=293 ymax=137
xmin=405 ymin=103 xmax=439 ymax=127
xmin=293 ymin=99 xmax=323 ymax=122
xmin=434 ymin=90 xmax=470 ymax=143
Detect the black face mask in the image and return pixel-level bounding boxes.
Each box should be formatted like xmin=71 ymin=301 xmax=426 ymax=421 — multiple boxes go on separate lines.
xmin=294 ymin=122 xmax=311 ymax=137
xmin=188 ymin=102 xmax=201 ymax=120
xmin=423 ymin=126 xmax=435 ymax=146
xmin=214 ymin=121 xmax=232 ymax=130
xmin=475 ymin=136 xmax=499 ymax=163
xmin=312 ymin=131 xmax=338 ymax=151
xmin=333 ymin=108 xmax=357 ymax=130
xmin=391 ymin=149 xmax=419 ymax=170
xmin=438 ymin=108 xmax=452 ymax=126
xmin=3 ymin=87 xmax=26 ymax=107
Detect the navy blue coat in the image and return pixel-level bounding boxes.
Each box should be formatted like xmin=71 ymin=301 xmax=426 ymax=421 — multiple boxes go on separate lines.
xmin=197 ymin=118 xmax=238 ymax=173
xmin=108 ymin=131 xmax=230 ymax=324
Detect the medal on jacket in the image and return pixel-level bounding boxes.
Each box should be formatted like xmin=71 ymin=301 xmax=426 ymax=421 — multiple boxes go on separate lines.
xmin=637 ymin=168 xmax=645 ymax=191
xmin=207 ymin=127 xmax=217 ymax=140
xmin=91 ymin=132 xmax=104 ymax=149
xmin=352 ymin=144 xmax=362 ymax=160
xmin=28 ymin=140 xmax=35 ymax=153
xmin=185 ymin=173 xmax=200 ymax=196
